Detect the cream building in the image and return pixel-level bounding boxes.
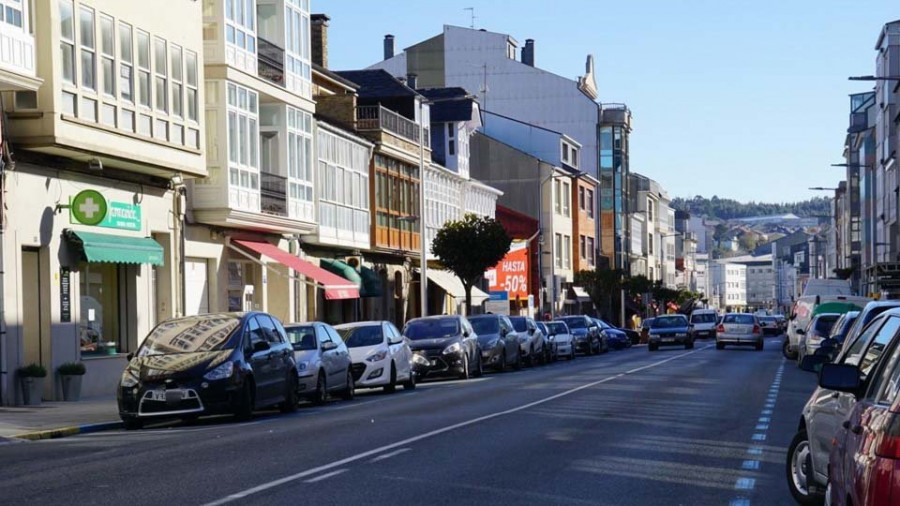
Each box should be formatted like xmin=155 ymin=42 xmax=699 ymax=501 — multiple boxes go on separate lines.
xmin=2 ymin=0 xmax=205 ymax=403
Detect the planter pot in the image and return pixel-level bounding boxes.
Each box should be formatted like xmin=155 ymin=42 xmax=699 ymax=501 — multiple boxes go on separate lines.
xmin=60 ymin=374 xmax=83 ymax=402
xmin=20 ymin=377 xmax=44 ymax=406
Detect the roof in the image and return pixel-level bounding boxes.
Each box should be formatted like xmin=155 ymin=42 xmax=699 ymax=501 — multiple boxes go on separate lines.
xmin=417 ymin=87 xmax=475 ymax=122
xmin=312 ymin=63 xmax=359 ymax=91
xmin=334 ymin=69 xmax=418 ymax=99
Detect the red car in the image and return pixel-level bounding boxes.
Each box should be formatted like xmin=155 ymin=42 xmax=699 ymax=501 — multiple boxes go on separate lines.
xmin=825 ymin=311 xmax=900 ymax=505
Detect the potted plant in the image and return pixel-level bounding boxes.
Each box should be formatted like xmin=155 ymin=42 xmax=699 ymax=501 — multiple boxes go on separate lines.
xmin=58 ymin=362 xmax=86 ymax=401
xmin=17 ymin=363 xmax=47 ymax=406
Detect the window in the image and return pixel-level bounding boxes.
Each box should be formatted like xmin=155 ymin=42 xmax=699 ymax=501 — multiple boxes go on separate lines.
xmin=227 ymin=83 xmax=259 ymax=192
xmin=572 ymin=148 xmax=578 ymax=168
xmin=284 ymin=0 xmax=311 ymax=97
xmin=118 ymin=22 xmax=133 ymax=102
xmin=554 ymin=179 xmax=561 ymax=214
xmin=870 ymin=333 xmax=900 ymax=406
xmin=153 ymin=37 xmax=167 ymax=113
xmin=580 ymin=235 xmax=586 ymax=259
xmin=79 ymin=262 xmax=121 ymax=356
xmin=287 ymin=106 xmax=314 ymax=218
xmin=562 ymin=143 xmax=569 ymax=163
xmin=0 ymin=0 xmax=23 ymax=28
xmin=562 ymin=182 xmax=570 ymax=216
xmin=100 ymin=15 xmax=114 ymax=96
xmin=169 ymin=44 xmax=183 ymax=118
xmin=587 ymin=189 xmax=594 ymax=219
xmin=564 ymin=235 xmax=571 ymax=269
xmin=649 ymin=234 xmax=654 ymax=255
xmin=226 ymin=0 xmax=256 ymax=53
xmin=579 ymin=187 xmax=585 ymax=210
xmin=587 ymin=237 xmax=595 ymax=266
xmin=79 ymin=6 xmax=95 ymax=91
xmin=186 ymin=51 xmax=198 ymax=121
xmin=555 ymin=233 xmax=562 ymax=269
xmin=137 ymin=30 xmax=150 ymax=108
xmin=448 ymin=123 xmax=456 ymax=156
xmin=60 ymin=1 xmax=75 ymax=84
xmin=858 ymin=317 xmax=900 ymax=378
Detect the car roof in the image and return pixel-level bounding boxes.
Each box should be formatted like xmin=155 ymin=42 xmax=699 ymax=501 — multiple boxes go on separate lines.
xmin=333 ymin=321 xmax=390 ymax=329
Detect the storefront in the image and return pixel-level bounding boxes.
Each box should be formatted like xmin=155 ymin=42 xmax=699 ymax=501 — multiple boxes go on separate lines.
xmin=2 ymin=163 xmax=178 ymax=404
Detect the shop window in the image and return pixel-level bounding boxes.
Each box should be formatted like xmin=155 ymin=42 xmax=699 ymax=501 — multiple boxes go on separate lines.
xmin=79 ymin=263 xmax=121 ymax=356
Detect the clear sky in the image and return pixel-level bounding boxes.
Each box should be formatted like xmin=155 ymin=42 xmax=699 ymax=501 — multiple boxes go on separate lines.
xmin=321 ymin=1 xmax=898 ymax=203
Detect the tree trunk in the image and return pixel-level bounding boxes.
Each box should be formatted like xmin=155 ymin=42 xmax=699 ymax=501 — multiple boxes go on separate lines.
xmin=463 ymin=281 xmax=472 ymax=316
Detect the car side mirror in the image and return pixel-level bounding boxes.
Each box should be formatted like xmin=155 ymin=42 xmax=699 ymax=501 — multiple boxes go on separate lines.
xmin=321 ymin=341 xmax=338 ymax=351
xmin=818 ymin=363 xmax=862 ymax=394
xmin=126 ymin=352 xmax=135 ymax=361
xmin=252 ymin=341 xmax=270 ymax=353
xmin=799 ymin=354 xmax=827 ymax=373
xmin=501 ymin=328 xmax=508 ymax=336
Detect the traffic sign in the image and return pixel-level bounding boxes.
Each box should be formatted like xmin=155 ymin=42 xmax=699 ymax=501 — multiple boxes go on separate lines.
xmin=70 ymin=190 xmax=108 ymax=226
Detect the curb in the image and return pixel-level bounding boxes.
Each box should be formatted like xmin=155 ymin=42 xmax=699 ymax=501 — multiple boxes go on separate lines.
xmin=11 ymin=420 xmax=123 ymax=441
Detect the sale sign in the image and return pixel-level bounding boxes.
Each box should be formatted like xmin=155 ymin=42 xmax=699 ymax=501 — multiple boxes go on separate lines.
xmin=485 ymin=241 xmax=529 ymax=300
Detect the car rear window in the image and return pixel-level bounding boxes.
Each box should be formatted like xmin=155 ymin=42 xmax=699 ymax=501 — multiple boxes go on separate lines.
xmin=546 ymin=322 xmax=567 ymax=334
xmin=813 ymin=315 xmax=840 ymax=334
xmin=404 ymin=318 xmax=460 ymax=340
xmin=470 ymin=317 xmax=499 ymax=335
xmin=558 ymin=317 xmax=586 ymax=329
xmin=285 ymin=326 xmax=317 ymax=351
xmin=509 ymin=317 xmax=528 ymax=332
xmin=723 ymin=314 xmax=755 ymax=325
xmin=652 ymin=316 xmax=688 ymax=328
xmin=337 ymin=325 xmax=384 ymax=348
xmin=690 ymin=313 xmax=717 ymax=324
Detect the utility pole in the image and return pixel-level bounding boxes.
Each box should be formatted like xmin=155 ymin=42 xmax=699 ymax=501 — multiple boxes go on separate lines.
xmin=464 ymin=7 xmax=476 ymax=29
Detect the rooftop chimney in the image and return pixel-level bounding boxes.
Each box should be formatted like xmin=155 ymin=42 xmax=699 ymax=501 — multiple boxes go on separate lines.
xmin=407 ymin=73 xmax=417 ymax=89
xmin=384 ymin=34 xmax=395 ymax=60
xmin=522 ymin=39 xmax=535 ymax=67
xmin=311 ymin=14 xmax=330 ymax=68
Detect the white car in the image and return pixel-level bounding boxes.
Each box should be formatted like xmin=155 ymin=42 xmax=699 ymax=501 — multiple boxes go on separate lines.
xmin=543 ymin=321 xmax=576 ymax=360
xmin=334 ymin=321 xmax=415 ymax=392
xmin=508 ymin=316 xmax=546 ymax=365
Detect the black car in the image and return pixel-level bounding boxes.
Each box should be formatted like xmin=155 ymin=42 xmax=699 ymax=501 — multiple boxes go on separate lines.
xmin=117 ymin=312 xmax=299 ymax=430
xmin=648 ymin=315 xmax=694 ymax=351
xmin=403 ymin=315 xmax=483 ymax=380
xmin=469 ymin=314 xmax=522 ymax=371
xmin=555 ymin=315 xmax=602 ymax=355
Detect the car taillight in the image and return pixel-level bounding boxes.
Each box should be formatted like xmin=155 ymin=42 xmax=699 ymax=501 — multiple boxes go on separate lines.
xmin=717 ymin=324 xmax=725 ymax=333
xmin=753 ymin=325 xmax=760 ymax=334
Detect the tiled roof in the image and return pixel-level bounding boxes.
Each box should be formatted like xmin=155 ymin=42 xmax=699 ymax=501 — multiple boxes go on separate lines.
xmin=333 ymin=69 xmax=418 ymax=99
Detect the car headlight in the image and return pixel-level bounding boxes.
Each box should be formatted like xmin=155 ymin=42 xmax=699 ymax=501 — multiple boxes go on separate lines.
xmin=548 ymin=335 xmax=555 ymax=341
xmin=412 ymin=353 xmax=430 ymax=366
xmin=203 ymin=361 xmax=234 ymax=381
xmin=367 ymin=350 xmax=388 ymax=362
xmin=120 ymin=368 xmax=139 ymax=388
xmin=443 ymin=342 xmax=463 ymax=355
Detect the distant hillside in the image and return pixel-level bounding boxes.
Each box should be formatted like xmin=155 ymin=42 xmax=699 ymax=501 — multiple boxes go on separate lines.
xmin=670 ymin=196 xmax=831 ymax=221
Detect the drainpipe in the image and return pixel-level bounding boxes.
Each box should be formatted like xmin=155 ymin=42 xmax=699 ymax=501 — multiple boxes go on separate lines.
xmin=172 ymin=175 xmax=186 ymax=318
xmin=0 ymin=94 xmax=10 ymax=405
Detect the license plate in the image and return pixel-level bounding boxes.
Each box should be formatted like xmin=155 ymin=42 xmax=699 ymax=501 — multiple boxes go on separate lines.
xmin=430 ymin=360 xmax=437 ymax=366
xmin=148 ymin=390 xmax=167 ymax=402
xmin=148 ymin=389 xmax=184 ymax=403
xmin=662 ymin=338 xmax=675 ymax=343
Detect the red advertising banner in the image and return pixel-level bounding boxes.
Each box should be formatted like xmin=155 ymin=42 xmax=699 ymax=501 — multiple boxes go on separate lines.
xmin=485 ymin=242 xmax=529 ymax=299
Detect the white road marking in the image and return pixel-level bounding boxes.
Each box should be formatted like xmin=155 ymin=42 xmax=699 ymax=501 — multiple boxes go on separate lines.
xmin=201 ymin=345 xmax=712 ymax=506
xmin=735 ymin=477 xmax=755 ymax=490
xmin=741 ymin=460 xmax=760 ymax=470
xmin=369 ymin=447 xmax=411 ymax=463
xmin=302 ymin=469 xmax=347 ymax=483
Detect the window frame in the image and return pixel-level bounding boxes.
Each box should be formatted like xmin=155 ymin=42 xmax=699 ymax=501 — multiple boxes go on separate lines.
xmin=78 ymin=5 xmax=96 ymax=92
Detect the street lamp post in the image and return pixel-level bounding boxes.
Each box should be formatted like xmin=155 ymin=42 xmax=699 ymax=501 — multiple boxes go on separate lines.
xmin=418 ymin=99 xmax=428 ymax=318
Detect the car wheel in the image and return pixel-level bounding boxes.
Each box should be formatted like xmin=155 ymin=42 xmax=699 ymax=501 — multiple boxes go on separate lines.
xmin=279 ymin=373 xmax=299 ymax=413
xmin=783 ymin=339 xmax=797 ymax=360
xmin=234 ymin=380 xmax=254 ymax=420
xmin=385 ymin=363 xmax=398 ymax=393
xmin=122 ymin=416 xmax=143 ymax=431
xmin=786 ymin=429 xmax=819 ymax=505
xmin=473 ymin=353 xmax=484 ymax=377
xmin=459 ymin=354 xmax=471 ymax=380
xmin=496 ymin=350 xmax=507 ymax=372
xmin=756 ymin=341 xmax=764 ymax=352
xmin=586 ymin=340 xmax=594 ymax=356
xmin=570 ymin=346 xmax=576 ymax=360
xmin=312 ymin=372 xmax=327 ymax=406
xmin=685 ymin=340 xmax=694 ymax=350
xmin=340 ymin=371 xmax=355 ymax=400
xmin=716 ymin=341 xmax=725 ymax=350
xmin=403 ymin=368 xmax=417 ymax=390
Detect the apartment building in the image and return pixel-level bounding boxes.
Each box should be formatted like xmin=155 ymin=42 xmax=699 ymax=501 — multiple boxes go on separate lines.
xmin=711 ymin=262 xmax=747 ymax=311
xmin=2 ymin=0 xmax=205 ymax=403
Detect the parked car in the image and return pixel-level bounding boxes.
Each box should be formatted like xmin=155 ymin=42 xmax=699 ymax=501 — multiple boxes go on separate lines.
xmin=715 ymin=313 xmax=763 ymax=351
xmin=786 ymin=309 xmax=900 ymax=504
xmin=284 ymin=322 xmax=355 ymax=404
xmin=757 ymin=315 xmax=781 ymax=336
xmin=619 ymin=326 xmax=641 ymax=345
xmin=543 ymin=321 xmax=576 ymax=360
xmin=825 ymin=309 xmax=900 ymax=506
xmin=468 ymin=314 xmax=522 ymax=371
xmin=117 ymin=312 xmax=299 ymax=430
xmin=509 ymin=316 xmax=547 ymax=365
xmin=774 ymin=314 xmax=788 ymax=333
xmin=334 ymin=321 xmax=415 ymax=392
xmin=648 ymin=315 xmax=694 ymax=351
xmin=403 ymin=315 xmax=482 ymax=380
xmin=828 ymin=311 xmax=860 ymax=347
xmin=784 ymin=295 xmax=870 ymax=359
xmin=593 ymin=318 xmax=627 ymax=350
xmin=796 ymin=313 xmax=841 ymax=364
xmin=837 ymin=301 xmax=900 ymax=353
xmin=556 ymin=315 xmax=603 ymax=355
xmin=689 ymin=309 xmax=719 ymax=339
xmin=535 ymin=322 xmax=556 ymax=362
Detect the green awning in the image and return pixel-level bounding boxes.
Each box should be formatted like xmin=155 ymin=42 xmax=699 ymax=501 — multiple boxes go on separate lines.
xmin=359 ymin=266 xmax=384 ymax=298
xmin=813 ymin=301 xmax=863 ymax=316
xmin=66 ymin=230 xmax=165 ymax=265
xmin=319 ymin=258 xmax=362 ymax=285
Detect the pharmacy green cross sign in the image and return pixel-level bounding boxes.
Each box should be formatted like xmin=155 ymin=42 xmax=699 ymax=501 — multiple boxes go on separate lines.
xmin=70 ymin=190 xmax=108 ymax=226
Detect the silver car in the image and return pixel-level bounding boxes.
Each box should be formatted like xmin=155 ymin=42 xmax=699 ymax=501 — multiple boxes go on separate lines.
xmin=284 ymin=322 xmax=354 ymax=404
xmin=715 ymin=313 xmax=763 ymax=351
xmin=796 ymin=313 xmax=841 ymax=364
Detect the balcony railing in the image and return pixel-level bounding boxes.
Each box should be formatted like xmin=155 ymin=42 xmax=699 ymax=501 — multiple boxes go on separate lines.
xmin=260 ymin=172 xmax=288 ymax=217
xmin=258 ymin=37 xmax=285 ymax=87
xmin=357 ymin=105 xmax=430 ymax=148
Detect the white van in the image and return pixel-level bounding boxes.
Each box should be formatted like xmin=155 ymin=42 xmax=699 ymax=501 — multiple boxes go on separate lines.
xmin=783 ymin=294 xmax=870 ymax=360
xmin=689 ymin=309 xmax=719 ymax=339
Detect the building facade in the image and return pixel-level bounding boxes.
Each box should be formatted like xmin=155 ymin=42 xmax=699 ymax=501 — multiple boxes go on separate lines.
xmin=711 ymin=262 xmax=747 ymax=311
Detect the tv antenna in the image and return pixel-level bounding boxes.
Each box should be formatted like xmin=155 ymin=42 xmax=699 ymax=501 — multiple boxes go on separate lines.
xmin=464 ymin=7 xmax=476 ymax=29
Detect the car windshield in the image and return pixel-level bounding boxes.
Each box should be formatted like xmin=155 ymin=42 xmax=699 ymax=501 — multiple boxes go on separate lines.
xmin=652 ymin=316 xmax=687 ymax=328
xmin=139 ymin=314 xmax=242 ymax=356
xmin=723 ymin=314 xmax=755 ymax=325
xmin=831 ymin=315 xmax=859 ymax=340
xmin=691 ymin=313 xmax=717 ymax=324
xmin=759 ymin=317 xmax=776 ymax=324
xmin=558 ymin=317 xmax=585 ymax=329
xmin=404 ymin=319 xmax=460 ymax=340
xmin=546 ymin=322 xmax=567 ymax=334
xmin=469 ymin=317 xmax=499 ymax=335
xmin=285 ymin=326 xmax=317 ymax=351
xmin=509 ymin=317 xmax=528 ymax=332
xmin=813 ymin=315 xmax=840 ymax=335
xmin=595 ymin=320 xmax=612 ymax=329
xmin=337 ymin=325 xmax=384 ymax=348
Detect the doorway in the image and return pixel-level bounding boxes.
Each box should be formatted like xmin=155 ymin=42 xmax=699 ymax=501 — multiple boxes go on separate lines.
xmin=21 ymin=248 xmax=49 ymax=382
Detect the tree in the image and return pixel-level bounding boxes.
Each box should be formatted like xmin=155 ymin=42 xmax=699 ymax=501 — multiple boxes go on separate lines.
xmin=575 ymin=268 xmax=624 ymax=321
xmin=432 ymin=213 xmax=512 ymax=315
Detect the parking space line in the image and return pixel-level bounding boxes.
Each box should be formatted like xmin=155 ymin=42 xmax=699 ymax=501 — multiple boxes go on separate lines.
xmin=303 ymin=469 xmax=348 ymax=483
xmin=369 ymin=447 xmax=411 ymax=463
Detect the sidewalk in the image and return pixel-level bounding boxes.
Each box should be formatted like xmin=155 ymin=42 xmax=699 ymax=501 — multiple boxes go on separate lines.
xmin=0 ymin=396 xmax=121 ymax=441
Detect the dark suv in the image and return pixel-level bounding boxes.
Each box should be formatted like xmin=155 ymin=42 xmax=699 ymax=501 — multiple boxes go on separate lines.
xmin=555 ymin=315 xmax=602 ymax=355
xmin=117 ymin=312 xmax=299 ymax=430
xmin=403 ymin=315 xmax=483 ymax=380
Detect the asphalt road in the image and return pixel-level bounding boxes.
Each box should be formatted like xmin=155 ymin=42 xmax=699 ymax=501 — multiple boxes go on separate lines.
xmin=0 ymin=335 xmax=816 ymax=506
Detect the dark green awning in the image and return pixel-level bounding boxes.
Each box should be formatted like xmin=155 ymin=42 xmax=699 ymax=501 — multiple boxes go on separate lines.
xmin=66 ymin=230 xmax=164 ymax=265
xmin=359 ymin=266 xmax=383 ymax=298
xmin=319 ymin=258 xmax=362 ymax=285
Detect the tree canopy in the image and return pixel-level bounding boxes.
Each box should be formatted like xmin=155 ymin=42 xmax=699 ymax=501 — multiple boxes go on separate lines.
xmin=432 ymin=213 xmax=512 ymax=315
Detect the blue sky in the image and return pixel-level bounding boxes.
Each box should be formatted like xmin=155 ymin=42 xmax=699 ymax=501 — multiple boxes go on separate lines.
xmin=321 ymin=1 xmax=897 ymax=203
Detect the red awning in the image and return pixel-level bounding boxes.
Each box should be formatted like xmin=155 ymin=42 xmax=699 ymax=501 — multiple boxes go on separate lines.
xmin=233 ymin=240 xmax=360 ymax=300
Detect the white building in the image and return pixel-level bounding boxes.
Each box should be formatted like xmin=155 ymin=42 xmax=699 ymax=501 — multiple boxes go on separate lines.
xmin=712 ymin=262 xmax=747 ymax=310
xmin=727 ymin=253 xmax=776 ymax=311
